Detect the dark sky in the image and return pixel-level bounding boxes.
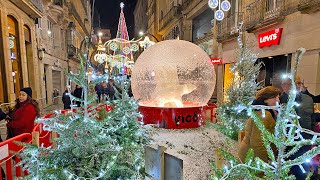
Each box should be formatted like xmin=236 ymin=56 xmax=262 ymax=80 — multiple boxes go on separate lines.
xmin=93 ymin=0 xmax=137 ymax=38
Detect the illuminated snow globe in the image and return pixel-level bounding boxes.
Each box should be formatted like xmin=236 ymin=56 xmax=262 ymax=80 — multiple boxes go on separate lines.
xmin=131 ymin=40 xmax=216 ymax=129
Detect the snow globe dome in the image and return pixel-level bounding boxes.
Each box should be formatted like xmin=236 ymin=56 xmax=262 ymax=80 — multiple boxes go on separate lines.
xmin=131 ymin=40 xmax=216 ymax=108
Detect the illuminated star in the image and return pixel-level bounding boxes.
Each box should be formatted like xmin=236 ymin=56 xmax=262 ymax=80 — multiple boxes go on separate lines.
xmin=120 ymin=2 xmax=124 ymax=9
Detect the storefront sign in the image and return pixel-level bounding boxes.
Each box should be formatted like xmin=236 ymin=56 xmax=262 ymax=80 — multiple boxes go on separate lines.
xmin=258 ymin=28 xmax=283 ymax=48
xmin=211 ymin=58 xmax=222 ymax=65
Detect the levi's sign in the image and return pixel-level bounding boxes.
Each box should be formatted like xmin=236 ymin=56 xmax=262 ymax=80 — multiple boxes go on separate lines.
xmin=258 ymin=28 xmax=283 ymax=48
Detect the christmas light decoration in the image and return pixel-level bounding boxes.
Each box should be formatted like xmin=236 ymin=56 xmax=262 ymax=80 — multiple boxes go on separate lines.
xmin=208 ymin=0 xmax=231 ymax=21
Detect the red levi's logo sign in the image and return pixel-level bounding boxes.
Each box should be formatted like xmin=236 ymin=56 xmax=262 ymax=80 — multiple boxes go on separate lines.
xmin=258 ymin=28 xmax=283 ymax=48
xmin=210 ymin=58 xmax=222 ymax=65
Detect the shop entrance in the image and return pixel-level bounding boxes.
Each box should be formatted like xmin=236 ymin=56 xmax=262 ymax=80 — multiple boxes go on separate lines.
xmin=257 ymin=54 xmax=292 ymax=89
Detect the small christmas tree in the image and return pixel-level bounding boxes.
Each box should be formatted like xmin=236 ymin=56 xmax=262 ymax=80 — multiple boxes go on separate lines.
xmin=18 ymin=46 xmax=150 ymax=179
xmin=212 ymin=41 xmax=320 ymax=179
xmin=215 ymin=23 xmax=263 ymax=140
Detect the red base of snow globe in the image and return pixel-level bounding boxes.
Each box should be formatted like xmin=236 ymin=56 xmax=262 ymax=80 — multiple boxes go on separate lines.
xmin=138 ymin=102 xmax=206 ymax=129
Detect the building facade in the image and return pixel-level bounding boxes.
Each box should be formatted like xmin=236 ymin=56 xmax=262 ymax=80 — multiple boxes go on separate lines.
xmin=133 ymin=0 xmax=148 ymax=37
xmin=0 ymin=0 xmax=91 ymax=107
xmin=0 ymin=0 xmax=43 ymax=104
xmin=37 ymin=0 xmax=91 ymax=105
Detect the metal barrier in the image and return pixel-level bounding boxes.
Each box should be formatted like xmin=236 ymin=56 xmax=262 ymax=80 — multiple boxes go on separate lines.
xmin=206 ymin=102 xmax=218 ymax=123
xmin=0 ymin=133 xmax=32 ymax=179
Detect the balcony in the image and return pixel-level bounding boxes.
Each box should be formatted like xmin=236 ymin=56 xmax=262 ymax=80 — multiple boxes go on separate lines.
xmin=159 ymin=6 xmax=182 ymax=32
xmin=69 ymin=3 xmax=90 ymax=35
xmin=299 ymin=0 xmax=320 ymax=13
xmin=245 ymin=0 xmax=299 ymax=32
xmin=10 ymin=0 xmax=43 ymax=18
xmin=217 ymin=12 xmax=244 ymax=43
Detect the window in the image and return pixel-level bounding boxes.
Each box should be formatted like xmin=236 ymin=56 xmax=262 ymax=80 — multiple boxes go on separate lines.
xmin=54 ymin=0 xmax=63 ymax=6
xmin=47 ymin=20 xmax=54 ymax=47
xmin=8 ymin=16 xmax=23 ymax=97
xmin=61 ymin=29 xmax=65 ymax=50
xmin=192 ymin=8 xmax=214 ymax=42
xmin=24 ymin=25 xmax=35 ymax=89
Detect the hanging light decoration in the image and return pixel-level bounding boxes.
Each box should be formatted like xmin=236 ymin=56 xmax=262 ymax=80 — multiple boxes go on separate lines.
xmin=139 ymin=36 xmax=155 ymax=50
xmin=208 ymin=0 xmax=231 ymax=21
xmin=94 ymin=35 xmax=107 ymax=64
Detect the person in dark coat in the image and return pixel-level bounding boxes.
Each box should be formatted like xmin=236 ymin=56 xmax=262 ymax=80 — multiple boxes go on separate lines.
xmin=73 ymin=85 xmax=83 ymax=107
xmin=62 ymin=88 xmax=71 ymax=109
xmin=280 ymin=78 xmax=314 ymax=180
xmin=0 ymin=108 xmax=5 ymax=120
xmin=6 ymin=87 xmax=40 ymax=138
xmin=95 ymin=83 xmax=102 ymax=103
xmin=107 ymin=79 xmax=116 ymax=100
xmin=295 ymin=76 xmax=320 ymax=103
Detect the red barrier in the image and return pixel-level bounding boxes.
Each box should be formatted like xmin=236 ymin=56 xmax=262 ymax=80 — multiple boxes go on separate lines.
xmin=32 ymin=123 xmax=53 ymax=148
xmin=206 ymin=102 xmax=218 ymax=123
xmin=0 ymin=133 xmax=32 ymax=180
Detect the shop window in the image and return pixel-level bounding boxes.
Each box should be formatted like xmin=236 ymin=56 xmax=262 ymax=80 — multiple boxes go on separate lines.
xmin=257 ymin=54 xmax=292 ymax=90
xmin=8 ymin=16 xmax=23 ymax=98
xmin=223 ymin=63 xmax=234 ymax=102
xmin=24 ymin=25 xmax=35 ymax=90
xmin=8 ymin=16 xmax=23 ymax=97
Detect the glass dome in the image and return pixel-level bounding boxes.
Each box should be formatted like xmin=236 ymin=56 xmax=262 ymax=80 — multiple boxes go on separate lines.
xmin=131 ymin=40 xmax=216 ymax=108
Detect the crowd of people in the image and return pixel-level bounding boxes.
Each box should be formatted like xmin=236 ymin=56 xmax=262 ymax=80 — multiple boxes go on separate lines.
xmin=238 ymin=76 xmax=320 ymax=179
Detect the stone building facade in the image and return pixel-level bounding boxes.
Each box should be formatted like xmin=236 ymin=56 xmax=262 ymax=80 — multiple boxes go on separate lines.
xmin=133 ymin=0 xmax=148 ymax=37
xmin=0 ymin=0 xmax=91 ymax=107
xmin=38 ymin=0 xmax=91 ymax=105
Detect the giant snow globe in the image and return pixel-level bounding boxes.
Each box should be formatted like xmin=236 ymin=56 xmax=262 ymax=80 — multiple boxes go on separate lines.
xmin=131 ymin=40 xmax=216 ymax=129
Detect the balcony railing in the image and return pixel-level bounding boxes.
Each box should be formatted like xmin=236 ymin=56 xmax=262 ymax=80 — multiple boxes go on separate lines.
xmin=159 ymin=6 xmax=182 ymax=31
xmin=245 ymin=0 xmax=299 ymax=32
xmin=298 ymin=0 xmax=320 ymax=13
xmin=217 ymin=12 xmax=244 ymax=42
xmin=10 ymin=0 xmax=43 ymax=17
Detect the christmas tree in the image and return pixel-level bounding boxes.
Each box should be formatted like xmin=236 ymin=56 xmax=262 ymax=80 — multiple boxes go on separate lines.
xmin=214 ymin=23 xmax=263 ymax=140
xmin=104 ymin=2 xmax=135 ymax=76
xmin=18 ymin=44 xmax=150 ymax=179
xmin=211 ymin=34 xmax=320 ymax=179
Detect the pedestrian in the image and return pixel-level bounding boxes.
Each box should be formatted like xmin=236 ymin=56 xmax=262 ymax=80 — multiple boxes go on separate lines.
xmin=6 ymin=87 xmax=40 ymax=138
xmin=62 ymin=87 xmax=71 ymax=109
xmin=95 ymin=83 xmax=102 ymax=103
xmin=298 ymin=77 xmax=320 ymax=103
xmin=107 ymin=79 xmax=116 ymax=100
xmin=73 ymin=85 xmax=83 ymax=107
xmin=238 ymin=86 xmax=280 ymax=163
xmin=280 ymin=77 xmax=314 ymax=180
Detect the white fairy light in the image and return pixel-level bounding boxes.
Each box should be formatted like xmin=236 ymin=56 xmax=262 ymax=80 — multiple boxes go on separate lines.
xmin=299 ymin=164 xmax=306 ymax=173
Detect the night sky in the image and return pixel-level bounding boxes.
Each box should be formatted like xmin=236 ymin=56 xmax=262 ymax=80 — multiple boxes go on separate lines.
xmin=93 ymin=0 xmax=137 ymax=38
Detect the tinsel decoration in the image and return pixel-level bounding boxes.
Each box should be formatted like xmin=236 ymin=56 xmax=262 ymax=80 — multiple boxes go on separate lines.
xmin=17 ymin=42 xmax=150 ymax=179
